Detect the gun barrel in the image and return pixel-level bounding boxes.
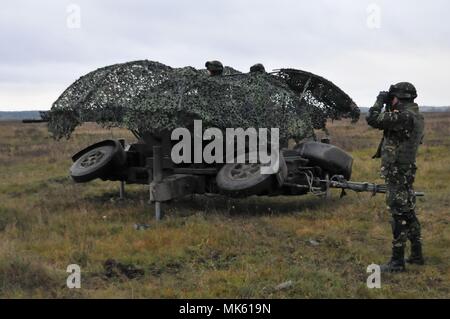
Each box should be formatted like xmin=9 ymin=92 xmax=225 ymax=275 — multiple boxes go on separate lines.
xmin=324 ymin=176 xmax=424 ymax=197
xmin=22 ymin=119 xmax=48 ymax=123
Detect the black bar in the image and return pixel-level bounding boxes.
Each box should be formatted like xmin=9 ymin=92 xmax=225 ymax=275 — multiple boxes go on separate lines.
xmin=22 ymin=119 xmax=48 ymax=123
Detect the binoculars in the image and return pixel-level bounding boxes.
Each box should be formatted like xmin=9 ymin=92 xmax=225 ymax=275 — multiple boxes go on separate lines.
xmin=378 ymin=91 xmax=394 ymax=105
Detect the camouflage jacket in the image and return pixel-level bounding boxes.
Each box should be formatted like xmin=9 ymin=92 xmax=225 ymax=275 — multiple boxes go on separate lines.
xmin=366 ymin=101 xmax=424 ymax=172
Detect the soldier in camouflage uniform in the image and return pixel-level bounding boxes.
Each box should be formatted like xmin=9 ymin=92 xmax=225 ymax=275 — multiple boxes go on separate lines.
xmin=366 ymin=82 xmax=425 ymax=272
xmin=250 ymin=63 xmax=266 ymax=73
xmin=205 ymin=60 xmax=224 ymax=76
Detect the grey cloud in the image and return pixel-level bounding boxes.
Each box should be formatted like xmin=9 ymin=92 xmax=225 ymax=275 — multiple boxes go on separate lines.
xmin=1 ymin=0 xmax=449 ymax=109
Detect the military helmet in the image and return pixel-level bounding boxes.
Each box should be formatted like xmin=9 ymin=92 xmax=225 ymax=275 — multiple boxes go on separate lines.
xmin=389 ymin=82 xmax=417 ymax=100
xmin=205 ymin=60 xmax=224 ymax=74
xmin=250 ymin=63 xmax=266 ymax=73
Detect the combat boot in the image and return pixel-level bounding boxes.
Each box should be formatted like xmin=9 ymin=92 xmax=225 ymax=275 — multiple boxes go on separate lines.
xmin=406 ymin=241 xmax=425 ymax=265
xmin=380 ymin=246 xmax=406 ymax=273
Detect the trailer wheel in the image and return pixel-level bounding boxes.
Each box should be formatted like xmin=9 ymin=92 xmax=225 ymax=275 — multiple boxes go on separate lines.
xmin=216 ymin=153 xmax=287 ymax=197
xmin=70 ymin=140 xmax=126 ymax=183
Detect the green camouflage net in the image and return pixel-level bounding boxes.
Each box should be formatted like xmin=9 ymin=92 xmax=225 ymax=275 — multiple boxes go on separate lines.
xmin=47 ymin=60 xmax=359 ymax=143
xmin=276 ymin=69 xmax=360 ymax=129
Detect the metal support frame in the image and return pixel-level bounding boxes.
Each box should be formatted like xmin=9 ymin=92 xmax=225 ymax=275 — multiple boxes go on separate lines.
xmin=118 ymin=138 xmax=126 ymax=200
xmin=119 ymin=180 xmax=125 ymax=199
xmin=152 ymin=145 xmax=163 ymax=221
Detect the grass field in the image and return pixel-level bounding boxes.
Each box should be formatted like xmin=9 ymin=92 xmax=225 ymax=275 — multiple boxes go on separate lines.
xmin=0 ymin=113 xmax=449 ymax=298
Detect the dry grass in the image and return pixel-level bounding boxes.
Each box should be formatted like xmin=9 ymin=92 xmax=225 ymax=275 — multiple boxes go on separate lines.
xmin=0 ymin=114 xmax=449 ymax=298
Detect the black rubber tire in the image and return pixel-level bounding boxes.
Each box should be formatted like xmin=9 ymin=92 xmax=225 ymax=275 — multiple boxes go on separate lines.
xmin=70 ymin=140 xmax=126 ymax=183
xmin=216 ymin=152 xmax=287 ymax=197
xmin=295 ymin=141 xmax=353 ymax=179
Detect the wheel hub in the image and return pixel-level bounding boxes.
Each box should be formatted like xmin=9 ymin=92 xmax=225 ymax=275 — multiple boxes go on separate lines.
xmin=229 ymin=163 xmax=261 ymax=180
xmin=80 ymin=150 xmax=105 ymax=168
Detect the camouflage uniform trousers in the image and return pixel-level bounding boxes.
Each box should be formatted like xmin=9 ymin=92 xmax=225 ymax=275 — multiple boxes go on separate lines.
xmin=383 ymin=164 xmax=422 ymax=248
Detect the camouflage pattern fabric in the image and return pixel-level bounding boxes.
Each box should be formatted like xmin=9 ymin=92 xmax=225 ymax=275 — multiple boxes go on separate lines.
xmin=389 ymin=82 xmax=418 ymax=100
xmin=366 ymin=100 xmax=425 ymax=248
xmin=276 ymin=69 xmax=360 ymax=129
xmin=47 ymin=60 xmax=360 ymax=142
xmin=385 ymin=165 xmax=421 ymax=247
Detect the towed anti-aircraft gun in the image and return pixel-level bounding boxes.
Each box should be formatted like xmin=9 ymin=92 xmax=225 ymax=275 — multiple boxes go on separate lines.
xmin=33 ymin=60 xmax=423 ymax=219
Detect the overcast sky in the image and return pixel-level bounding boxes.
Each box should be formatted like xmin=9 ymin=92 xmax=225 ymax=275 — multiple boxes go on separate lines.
xmin=1 ymin=0 xmax=449 ymax=110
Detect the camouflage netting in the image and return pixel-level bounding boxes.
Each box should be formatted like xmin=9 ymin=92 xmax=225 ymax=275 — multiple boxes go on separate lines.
xmin=47 ymin=60 xmax=359 ymax=143
xmin=276 ymin=69 xmax=360 ymax=130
